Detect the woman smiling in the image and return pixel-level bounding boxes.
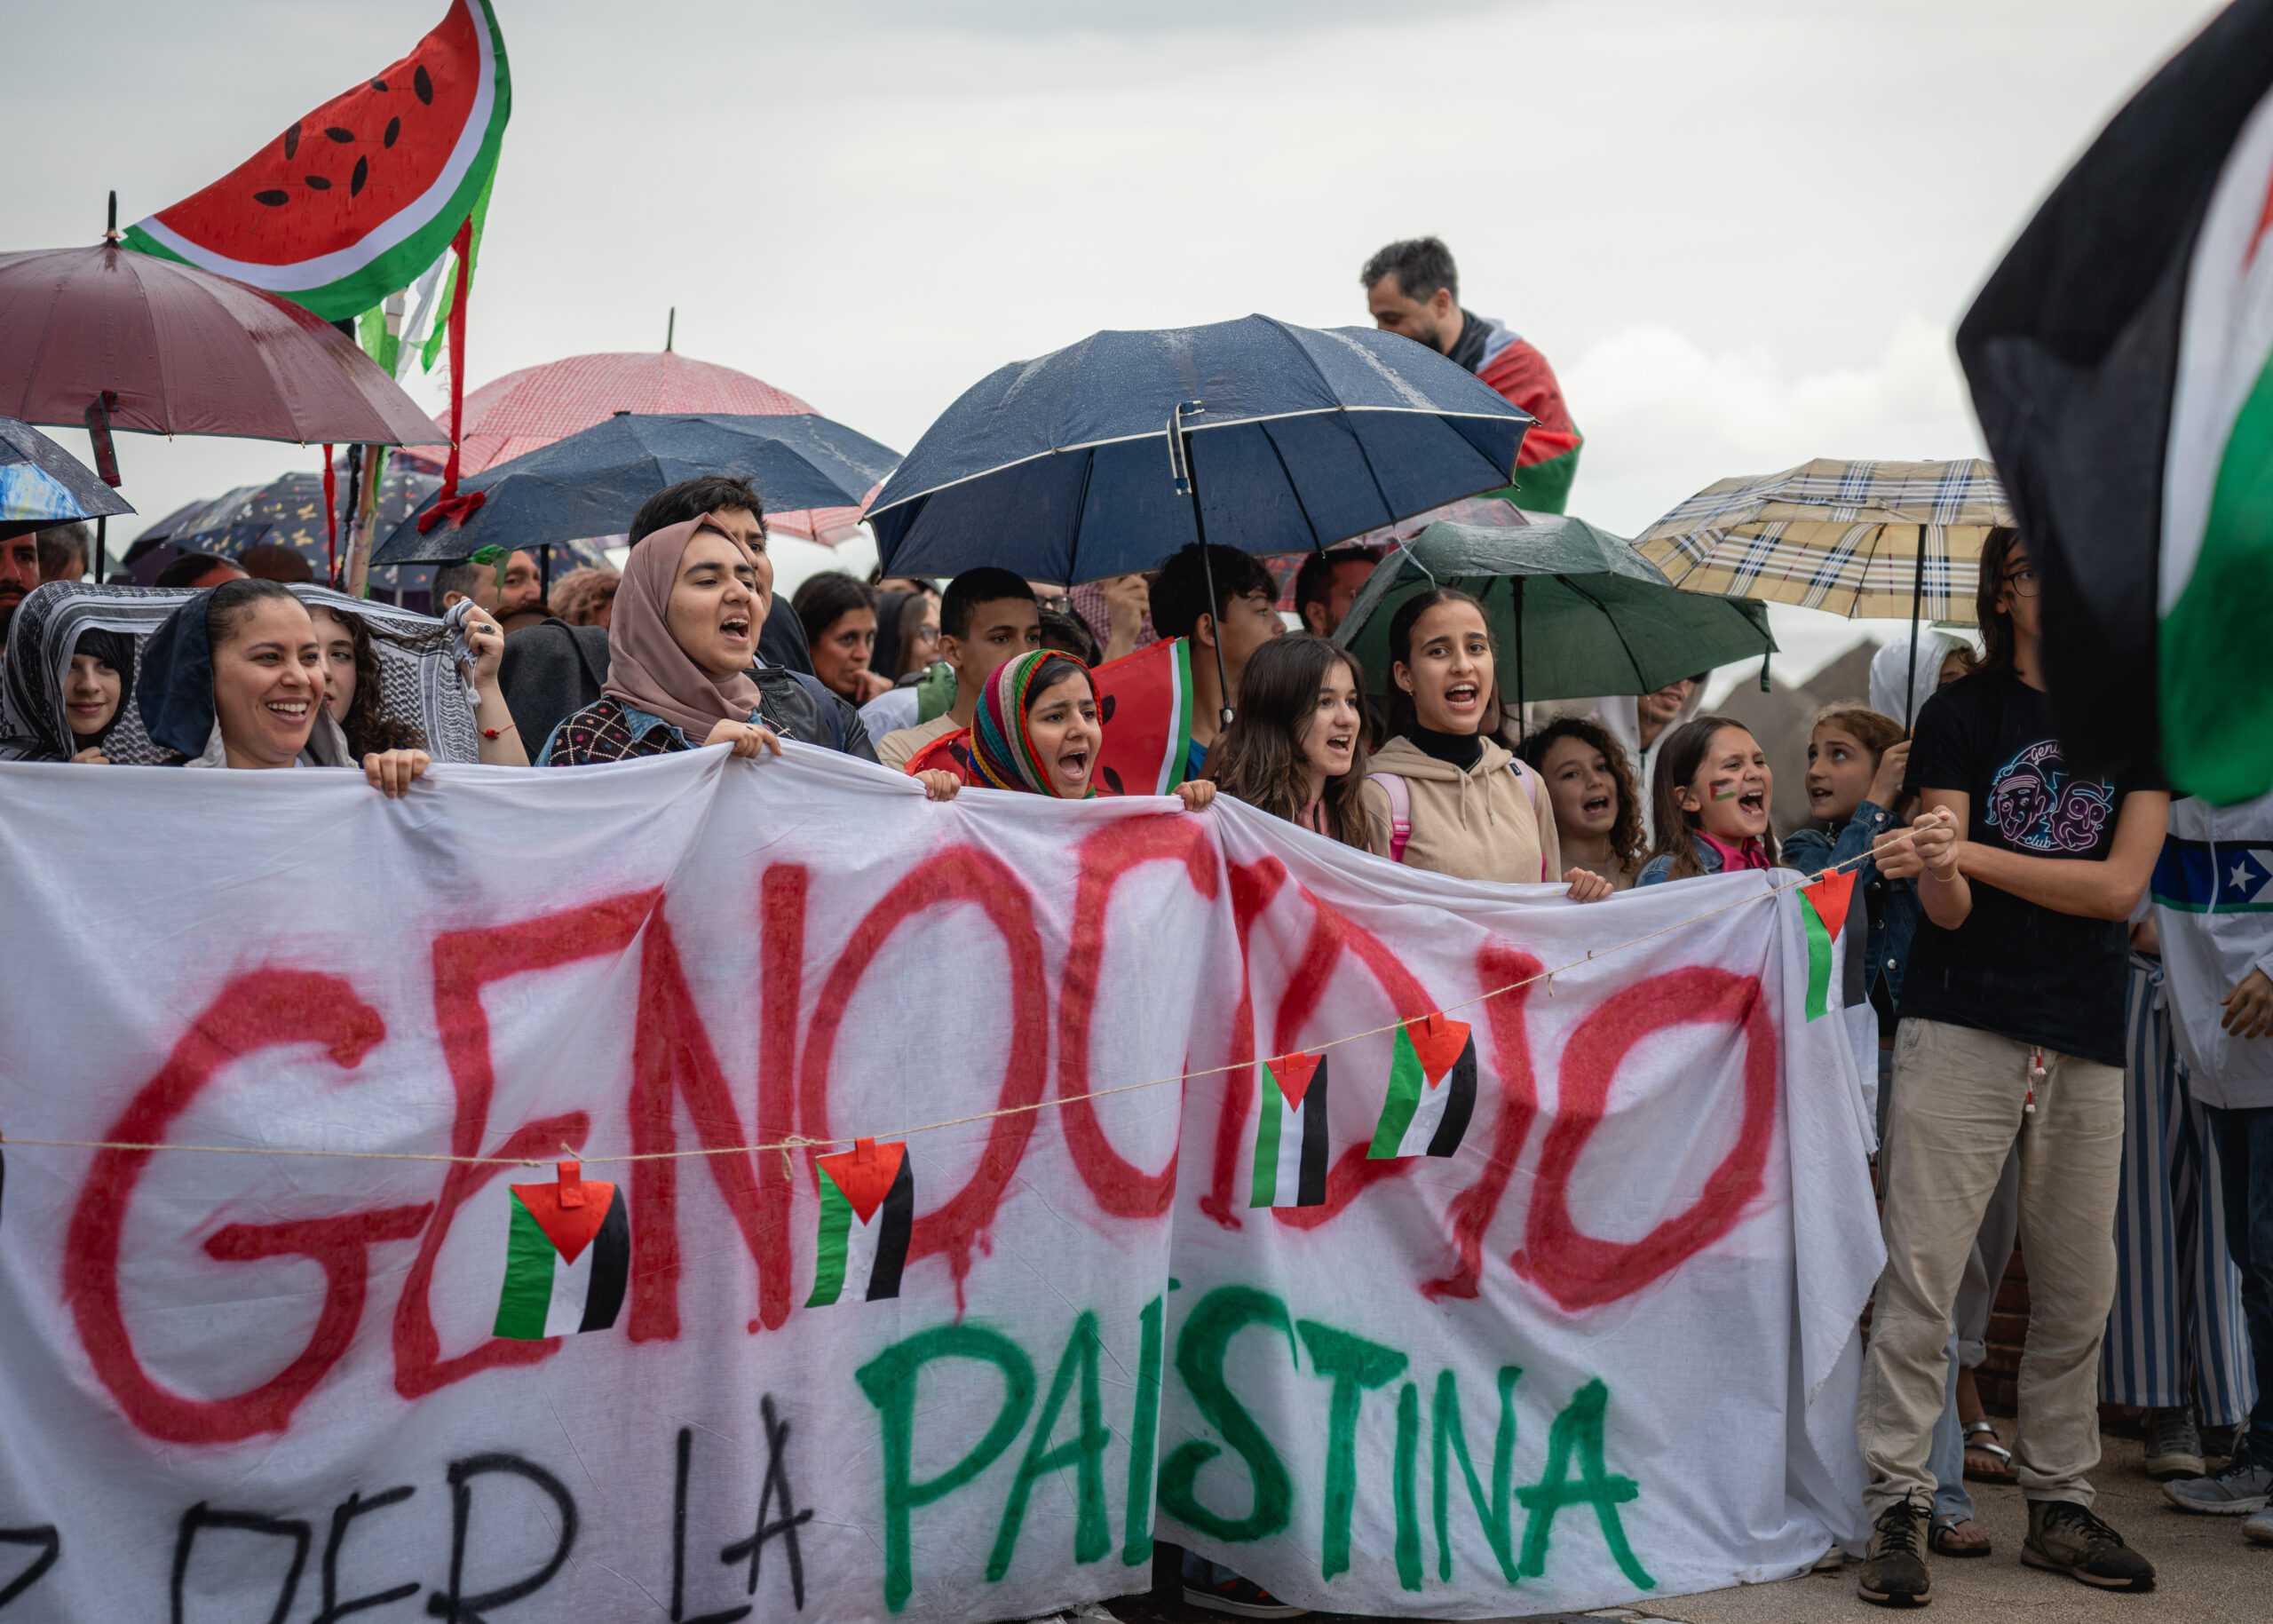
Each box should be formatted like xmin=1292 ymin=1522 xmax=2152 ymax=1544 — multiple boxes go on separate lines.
xmin=136 ymin=579 xmax=431 ymax=794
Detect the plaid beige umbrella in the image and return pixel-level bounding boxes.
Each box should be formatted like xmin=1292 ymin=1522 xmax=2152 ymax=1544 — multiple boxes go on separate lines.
xmin=1635 ymin=457 xmax=2013 ymax=627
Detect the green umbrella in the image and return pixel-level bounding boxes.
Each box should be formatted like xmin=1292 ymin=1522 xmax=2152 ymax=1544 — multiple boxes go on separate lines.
xmin=1334 ymin=513 xmax=1776 ymax=720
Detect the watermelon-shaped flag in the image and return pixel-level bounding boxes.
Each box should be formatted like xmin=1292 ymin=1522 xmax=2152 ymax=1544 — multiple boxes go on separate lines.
xmin=493 ymin=1163 xmax=629 ymax=1342
xmin=1796 ymin=868 xmax=1865 ymax=1021
xmin=1250 ymin=1051 xmax=1330 ymax=1208
xmin=807 ymin=1137 xmax=913 ymax=1306
xmin=1366 ymin=1013 xmax=1477 ymax=1161
xmin=1093 ymin=638 xmax=1195 ymax=796
xmin=123 ymin=0 xmax=511 ymax=324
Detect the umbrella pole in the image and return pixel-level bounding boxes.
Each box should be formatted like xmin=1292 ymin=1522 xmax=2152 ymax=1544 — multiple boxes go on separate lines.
xmin=92 ymin=516 xmax=105 ymax=584
xmin=1513 ymin=574 xmax=1525 ymax=744
xmin=541 ymin=544 xmax=552 ymax=603
xmin=1902 ymin=524 xmax=1927 ymax=733
xmin=1182 ymin=432 xmax=1235 ymax=729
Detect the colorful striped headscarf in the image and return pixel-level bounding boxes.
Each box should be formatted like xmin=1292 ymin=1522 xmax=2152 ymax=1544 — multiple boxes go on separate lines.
xmin=970 ymin=650 xmax=1097 ymax=796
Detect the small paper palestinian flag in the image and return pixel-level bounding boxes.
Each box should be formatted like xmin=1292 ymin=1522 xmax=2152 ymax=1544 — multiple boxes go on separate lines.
xmin=1797 ymin=868 xmax=1867 ymax=1020
xmin=494 ymin=1162 xmax=629 ymax=1341
xmin=807 ymin=1137 xmax=913 ymax=1306
xmin=1250 ymin=1051 xmax=1330 ymax=1208
xmin=1367 ymin=1014 xmax=1478 ymax=1161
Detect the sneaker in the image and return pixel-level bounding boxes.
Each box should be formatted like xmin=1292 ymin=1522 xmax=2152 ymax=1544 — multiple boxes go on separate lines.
xmin=2142 ymin=1407 xmax=2205 ymax=1480
xmin=1181 ymin=1575 xmax=1308 ymax=1620
xmin=1856 ymin=1494 xmax=1932 ymax=1608
xmin=2203 ymin=1422 xmax=2243 ymax=1460
xmin=2245 ymin=1507 xmax=2273 ymax=1547
xmin=2162 ymin=1458 xmax=2273 ymax=1515
xmin=2021 ymin=1500 xmax=2155 ymax=1591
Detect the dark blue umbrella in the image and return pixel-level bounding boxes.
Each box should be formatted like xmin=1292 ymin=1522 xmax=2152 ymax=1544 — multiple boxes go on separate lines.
xmin=0 ymin=416 xmax=134 ymax=541
xmin=864 ymin=314 xmax=1532 ymax=584
xmin=371 ymin=412 xmax=900 ymax=565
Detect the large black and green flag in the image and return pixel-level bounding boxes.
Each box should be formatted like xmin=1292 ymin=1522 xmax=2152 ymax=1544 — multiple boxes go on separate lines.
xmin=1957 ymin=0 xmax=2273 ymax=803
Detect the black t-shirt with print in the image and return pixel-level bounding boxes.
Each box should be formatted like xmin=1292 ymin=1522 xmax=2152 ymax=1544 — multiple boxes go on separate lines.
xmin=1897 ymin=669 xmax=2156 ymax=1066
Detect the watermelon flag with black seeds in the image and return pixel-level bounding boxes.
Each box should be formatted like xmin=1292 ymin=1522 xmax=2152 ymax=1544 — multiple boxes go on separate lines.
xmin=123 ymin=0 xmax=511 ymax=326
xmin=1957 ymin=0 xmax=2273 ymax=802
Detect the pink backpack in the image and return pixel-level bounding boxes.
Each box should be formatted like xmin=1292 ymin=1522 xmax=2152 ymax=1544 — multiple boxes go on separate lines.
xmin=1369 ymin=758 xmax=1548 ymax=879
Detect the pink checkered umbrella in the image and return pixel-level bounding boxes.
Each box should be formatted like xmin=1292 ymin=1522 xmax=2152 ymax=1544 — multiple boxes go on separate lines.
xmin=456 ymin=351 xmax=873 ymax=542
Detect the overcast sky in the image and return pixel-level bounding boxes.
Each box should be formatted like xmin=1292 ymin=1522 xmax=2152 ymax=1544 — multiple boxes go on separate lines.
xmin=12 ymin=0 xmax=2227 ymax=670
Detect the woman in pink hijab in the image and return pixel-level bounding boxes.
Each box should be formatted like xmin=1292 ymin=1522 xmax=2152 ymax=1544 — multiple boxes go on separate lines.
xmin=537 ymin=517 xmax=959 ymax=802
xmin=537 ymin=515 xmax=788 ymax=764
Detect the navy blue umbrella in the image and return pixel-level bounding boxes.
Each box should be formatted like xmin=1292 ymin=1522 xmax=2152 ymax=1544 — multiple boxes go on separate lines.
xmin=865 ymin=314 xmax=1532 ymax=586
xmin=372 ymin=412 xmax=900 ymax=565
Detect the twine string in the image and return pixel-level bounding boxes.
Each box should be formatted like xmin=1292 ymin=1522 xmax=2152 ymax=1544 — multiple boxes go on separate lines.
xmin=0 ymin=852 xmax=1873 ymax=1169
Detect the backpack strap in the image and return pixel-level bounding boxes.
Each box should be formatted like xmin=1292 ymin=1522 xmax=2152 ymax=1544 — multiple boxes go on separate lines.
xmin=1507 ymin=757 xmax=1548 ymax=881
xmin=1367 ymin=772 xmax=1413 ymax=863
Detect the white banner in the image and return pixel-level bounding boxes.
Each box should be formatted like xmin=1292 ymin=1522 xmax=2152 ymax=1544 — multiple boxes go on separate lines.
xmin=0 ymin=746 xmax=1880 ymax=1622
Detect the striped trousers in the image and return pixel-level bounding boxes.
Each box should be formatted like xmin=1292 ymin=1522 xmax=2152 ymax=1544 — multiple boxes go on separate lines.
xmin=2100 ymin=954 xmax=2256 ymax=1424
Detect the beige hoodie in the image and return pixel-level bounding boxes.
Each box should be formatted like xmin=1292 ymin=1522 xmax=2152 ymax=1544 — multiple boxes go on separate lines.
xmin=1361 ymin=734 xmax=1563 ymax=884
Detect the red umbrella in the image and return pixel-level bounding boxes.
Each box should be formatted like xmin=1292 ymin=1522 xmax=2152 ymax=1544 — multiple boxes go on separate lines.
xmin=0 ymin=242 xmax=447 ymax=446
xmin=458 ymin=350 xmax=870 ymax=543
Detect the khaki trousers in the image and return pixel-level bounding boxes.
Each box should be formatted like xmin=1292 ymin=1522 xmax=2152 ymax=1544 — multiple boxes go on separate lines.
xmin=1858 ymin=1017 xmax=2124 ymax=1515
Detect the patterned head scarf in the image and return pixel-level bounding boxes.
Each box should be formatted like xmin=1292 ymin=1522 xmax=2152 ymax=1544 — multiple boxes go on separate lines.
xmin=970 ymin=650 xmax=1096 ymax=797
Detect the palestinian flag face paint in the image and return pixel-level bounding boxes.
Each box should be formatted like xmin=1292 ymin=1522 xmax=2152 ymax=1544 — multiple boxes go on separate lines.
xmin=807 ymin=1137 xmax=913 ymax=1305
xmin=493 ymin=1163 xmax=629 ymax=1341
xmin=1366 ymin=1014 xmax=1477 ymax=1161
xmin=1797 ymin=868 xmax=1861 ymax=1021
xmin=1250 ymin=1052 xmax=1329 ymax=1208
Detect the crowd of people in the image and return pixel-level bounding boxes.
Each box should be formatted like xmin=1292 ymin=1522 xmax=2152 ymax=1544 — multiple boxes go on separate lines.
xmin=1 ymin=234 xmax=2269 ymax=1619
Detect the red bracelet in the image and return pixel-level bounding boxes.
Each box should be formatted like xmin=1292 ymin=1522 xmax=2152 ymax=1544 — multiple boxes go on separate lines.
xmin=482 ymin=722 xmax=518 ymax=741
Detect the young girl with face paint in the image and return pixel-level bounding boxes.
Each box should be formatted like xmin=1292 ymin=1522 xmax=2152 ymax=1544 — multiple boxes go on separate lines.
xmin=1635 ymin=715 xmax=1779 ymax=884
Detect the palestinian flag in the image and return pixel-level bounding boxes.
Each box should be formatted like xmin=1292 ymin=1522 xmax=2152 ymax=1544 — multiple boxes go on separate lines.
xmin=493 ymin=1164 xmax=629 ymax=1341
xmin=1957 ymin=0 xmax=2273 ymax=802
xmin=1366 ymin=1014 xmax=1477 ymax=1161
xmin=1469 ymin=318 xmax=1582 ymax=514
xmin=807 ymin=1137 xmax=913 ymax=1306
xmin=1796 ymin=868 xmax=1867 ymax=1021
xmin=1250 ymin=1052 xmax=1330 ymax=1208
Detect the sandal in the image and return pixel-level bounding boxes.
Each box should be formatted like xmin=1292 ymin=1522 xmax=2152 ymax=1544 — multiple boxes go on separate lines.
xmin=1963 ymin=1419 xmax=2018 ymax=1484
xmin=1931 ymin=1517 xmax=1992 ymax=1558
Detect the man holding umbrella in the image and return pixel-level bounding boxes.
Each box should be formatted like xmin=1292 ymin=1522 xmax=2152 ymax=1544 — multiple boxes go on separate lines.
xmin=1361 ymin=237 xmax=1584 ymax=513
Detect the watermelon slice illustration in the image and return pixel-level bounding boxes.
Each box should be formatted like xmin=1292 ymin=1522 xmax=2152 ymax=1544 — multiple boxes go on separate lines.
xmin=123 ymin=0 xmax=510 ymax=323
xmin=900 ymin=638 xmax=1195 ymax=796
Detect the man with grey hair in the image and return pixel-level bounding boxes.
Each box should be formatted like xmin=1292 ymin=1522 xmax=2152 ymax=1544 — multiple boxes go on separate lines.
xmin=1360 ymin=234 xmax=1583 ymax=512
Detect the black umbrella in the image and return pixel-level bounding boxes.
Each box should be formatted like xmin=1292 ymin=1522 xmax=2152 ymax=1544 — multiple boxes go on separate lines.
xmin=371 ymin=411 xmax=899 ymax=565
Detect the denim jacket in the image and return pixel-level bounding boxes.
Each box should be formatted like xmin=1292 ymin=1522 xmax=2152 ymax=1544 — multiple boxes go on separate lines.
xmin=1635 ymin=831 xmax=1768 ymax=887
xmin=1780 ymin=800 xmax=1919 ymax=1011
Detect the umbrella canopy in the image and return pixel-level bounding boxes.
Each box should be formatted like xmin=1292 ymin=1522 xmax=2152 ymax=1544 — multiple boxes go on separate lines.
xmin=1335 ymin=513 xmax=1776 ymax=709
xmin=0 ymin=242 xmax=447 ymax=446
xmin=0 ymin=417 xmax=134 ymax=540
xmin=1635 ymin=457 xmax=2012 ymax=625
xmin=866 ymin=313 xmax=1532 ymax=583
xmin=371 ymin=411 xmax=900 ymax=564
xmin=455 ymin=350 xmax=868 ymax=543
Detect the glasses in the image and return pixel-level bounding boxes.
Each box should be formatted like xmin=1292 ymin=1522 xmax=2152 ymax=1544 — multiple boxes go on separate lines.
xmin=2002 ymin=565 xmax=2040 ymax=598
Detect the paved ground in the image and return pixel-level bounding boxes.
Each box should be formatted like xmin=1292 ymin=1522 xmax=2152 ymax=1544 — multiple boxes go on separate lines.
xmin=1104 ymin=1436 xmax=2267 ymax=1624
